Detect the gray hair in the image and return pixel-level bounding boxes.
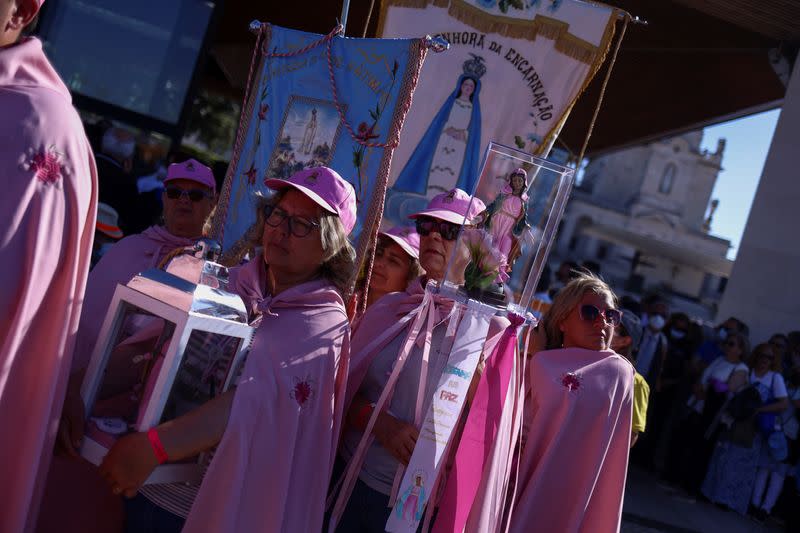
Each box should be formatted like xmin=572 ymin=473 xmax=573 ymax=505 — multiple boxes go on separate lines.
xmin=246 ymin=190 xmax=355 ymax=295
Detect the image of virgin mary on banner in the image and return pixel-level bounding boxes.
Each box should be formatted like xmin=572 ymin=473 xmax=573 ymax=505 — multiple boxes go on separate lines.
xmin=392 ymin=53 xmax=485 ymax=197
xmin=380 ymin=0 xmax=620 ymax=224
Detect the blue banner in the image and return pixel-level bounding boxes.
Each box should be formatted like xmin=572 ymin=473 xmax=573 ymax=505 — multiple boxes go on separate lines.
xmin=212 ymin=24 xmax=430 ymax=259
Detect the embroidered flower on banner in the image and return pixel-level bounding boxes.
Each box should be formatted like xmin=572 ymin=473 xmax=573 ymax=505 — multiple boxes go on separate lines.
xmin=355 ymin=122 xmax=379 ymax=143
xmin=21 ymin=147 xmax=68 ymax=186
xmin=561 ymin=372 xmax=581 ymax=392
xmin=290 ymin=377 xmax=315 ymax=408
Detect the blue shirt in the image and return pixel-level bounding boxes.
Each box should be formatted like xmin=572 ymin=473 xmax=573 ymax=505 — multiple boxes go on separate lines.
xmin=341 ymin=322 xmax=451 ymax=495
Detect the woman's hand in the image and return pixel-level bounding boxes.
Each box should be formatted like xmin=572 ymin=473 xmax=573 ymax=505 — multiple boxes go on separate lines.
xmin=99 ymin=432 xmax=158 ymax=498
xmin=372 ymin=411 xmax=419 ymax=465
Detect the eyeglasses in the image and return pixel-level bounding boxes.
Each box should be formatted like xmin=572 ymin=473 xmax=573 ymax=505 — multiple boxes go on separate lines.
xmin=263 ymin=204 xmax=319 ymax=238
xmin=165 ymin=186 xmax=213 ymax=202
xmin=415 ymin=217 xmax=460 ymax=241
xmin=757 ymin=351 xmax=775 ymax=360
xmin=579 ymin=304 xmax=621 ymax=327
xmin=724 ymin=340 xmax=740 ymax=348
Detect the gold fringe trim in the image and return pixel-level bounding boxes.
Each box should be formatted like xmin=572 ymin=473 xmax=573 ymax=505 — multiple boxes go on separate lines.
xmin=448 ymin=2 xmax=605 ymax=65
xmin=378 ymin=0 xmax=614 ymax=66
xmin=375 ymin=0 xmax=622 ymax=158
xmin=535 ymin=11 xmax=620 ymax=156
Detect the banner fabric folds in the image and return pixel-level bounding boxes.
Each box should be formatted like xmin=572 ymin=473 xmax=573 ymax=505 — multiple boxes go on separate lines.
xmin=211 ymin=24 xmax=431 ymax=260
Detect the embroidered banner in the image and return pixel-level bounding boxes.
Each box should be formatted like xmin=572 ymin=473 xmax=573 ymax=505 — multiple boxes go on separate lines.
xmin=378 ymin=0 xmax=618 ymax=223
xmin=386 ymin=299 xmax=497 ymax=532
xmin=211 ymin=24 xmax=431 ymax=259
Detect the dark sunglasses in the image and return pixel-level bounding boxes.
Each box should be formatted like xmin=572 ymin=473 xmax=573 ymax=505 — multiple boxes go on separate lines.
xmin=724 ymin=340 xmax=740 ymax=348
xmin=165 ymin=186 xmax=213 ymax=202
xmin=414 ymin=217 xmax=460 ymax=241
xmin=579 ymin=304 xmax=621 ymax=326
xmin=263 ymin=204 xmax=319 ymax=238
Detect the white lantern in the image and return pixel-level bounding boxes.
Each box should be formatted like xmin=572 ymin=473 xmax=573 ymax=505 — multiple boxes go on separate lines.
xmin=80 ymin=242 xmax=254 ymax=484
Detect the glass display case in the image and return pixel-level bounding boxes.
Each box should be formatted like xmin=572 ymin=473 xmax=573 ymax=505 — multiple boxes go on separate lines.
xmin=80 ymin=244 xmax=253 ymax=484
xmin=438 ymin=141 xmax=574 ymax=317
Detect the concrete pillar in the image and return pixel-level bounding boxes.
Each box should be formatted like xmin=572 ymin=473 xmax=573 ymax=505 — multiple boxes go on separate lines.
xmin=716 ymin=63 xmax=800 ymax=342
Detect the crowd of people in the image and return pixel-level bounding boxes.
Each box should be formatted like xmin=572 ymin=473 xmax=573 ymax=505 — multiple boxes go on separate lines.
xmin=2 ymin=3 xmax=796 ymax=533
xmin=546 ymin=260 xmax=800 ymax=529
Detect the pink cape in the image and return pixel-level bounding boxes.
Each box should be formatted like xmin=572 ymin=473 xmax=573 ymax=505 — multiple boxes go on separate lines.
xmin=335 ymin=278 xmax=509 ymax=526
xmin=182 ymin=259 xmax=351 ymax=533
xmin=71 ymin=225 xmax=196 ymax=371
xmin=0 ymin=37 xmax=97 ymax=533
xmin=508 ymin=348 xmax=634 ymax=533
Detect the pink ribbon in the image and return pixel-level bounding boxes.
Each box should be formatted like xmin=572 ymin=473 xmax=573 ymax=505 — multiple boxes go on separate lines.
xmin=328 ymin=290 xmax=437 ymax=532
xmin=432 ymin=313 xmax=524 ymax=533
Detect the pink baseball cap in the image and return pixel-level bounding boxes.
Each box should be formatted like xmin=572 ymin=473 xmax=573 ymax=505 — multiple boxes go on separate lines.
xmin=408 ymin=188 xmax=486 ymax=225
xmin=265 ymin=167 xmax=357 ymax=234
xmin=164 ymin=159 xmax=216 ymax=193
xmin=380 ymin=225 xmax=420 ymax=259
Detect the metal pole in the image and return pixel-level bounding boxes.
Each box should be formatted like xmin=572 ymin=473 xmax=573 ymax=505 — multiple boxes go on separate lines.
xmin=340 ymin=0 xmax=351 ymax=34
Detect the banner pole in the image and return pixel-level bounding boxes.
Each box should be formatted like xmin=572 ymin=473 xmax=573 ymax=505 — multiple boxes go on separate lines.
xmin=576 ymin=13 xmax=630 ymax=165
xmin=340 ymin=0 xmax=351 ymax=33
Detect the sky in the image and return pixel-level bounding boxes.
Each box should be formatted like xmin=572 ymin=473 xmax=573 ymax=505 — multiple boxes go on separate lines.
xmin=700 ymin=109 xmax=781 ymax=260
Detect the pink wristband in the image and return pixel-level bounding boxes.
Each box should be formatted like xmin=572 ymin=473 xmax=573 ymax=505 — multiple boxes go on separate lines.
xmin=147 ymin=428 xmax=169 ymax=464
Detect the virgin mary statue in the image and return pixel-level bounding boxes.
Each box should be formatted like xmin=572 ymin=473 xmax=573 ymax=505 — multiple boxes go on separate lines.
xmin=392 ymin=54 xmax=485 ymax=196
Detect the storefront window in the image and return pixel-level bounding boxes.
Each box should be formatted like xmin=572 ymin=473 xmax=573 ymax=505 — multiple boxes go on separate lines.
xmin=41 ymin=0 xmax=215 ymax=124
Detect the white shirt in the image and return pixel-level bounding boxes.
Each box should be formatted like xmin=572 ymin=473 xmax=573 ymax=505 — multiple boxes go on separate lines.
xmin=749 ymin=370 xmax=788 ymax=399
xmin=689 ymin=356 xmax=749 ymax=413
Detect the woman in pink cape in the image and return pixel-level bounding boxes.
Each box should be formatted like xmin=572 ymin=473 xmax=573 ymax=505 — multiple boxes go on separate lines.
xmin=330 ymin=189 xmax=512 ymax=532
xmin=99 ymin=167 xmax=356 ymax=533
xmin=347 ymin=224 xmax=422 ymax=323
xmin=68 ymin=158 xmax=217 ymax=377
xmin=0 ymin=2 xmax=98 ymax=531
xmin=37 ymin=159 xmax=216 ymax=533
xmin=506 ymin=272 xmax=634 ymax=533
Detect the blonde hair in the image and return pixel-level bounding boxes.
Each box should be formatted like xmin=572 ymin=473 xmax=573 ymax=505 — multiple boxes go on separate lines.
xmin=542 ymin=271 xmax=617 ymax=350
xmin=243 ymin=190 xmax=355 ymax=295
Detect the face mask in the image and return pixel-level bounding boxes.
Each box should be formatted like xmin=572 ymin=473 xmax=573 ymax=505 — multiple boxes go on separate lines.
xmin=649 ymin=315 xmax=666 ymax=331
xmin=717 ymin=327 xmax=728 ymax=341
xmin=670 ymin=328 xmax=686 ymax=340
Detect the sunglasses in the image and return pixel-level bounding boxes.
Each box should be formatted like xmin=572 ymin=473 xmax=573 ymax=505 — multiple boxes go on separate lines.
xmin=263 ymin=204 xmax=319 ymax=238
xmin=724 ymin=340 xmax=740 ymax=348
xmin=579 ymin=304 xmax=621 ymax=326
xmin=165 ymin=186 xmax=213 ymax=202
xmin=414 ymin=217 xmax=460 ymax=241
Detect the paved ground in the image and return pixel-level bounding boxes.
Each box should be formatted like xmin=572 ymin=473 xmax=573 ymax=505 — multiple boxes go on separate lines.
xmin=622 ymin=467 xmax=784 ymax=533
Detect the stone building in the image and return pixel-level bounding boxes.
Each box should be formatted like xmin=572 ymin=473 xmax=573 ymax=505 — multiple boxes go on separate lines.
xmin=552 ymin=132 xmax=732 ymax=319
